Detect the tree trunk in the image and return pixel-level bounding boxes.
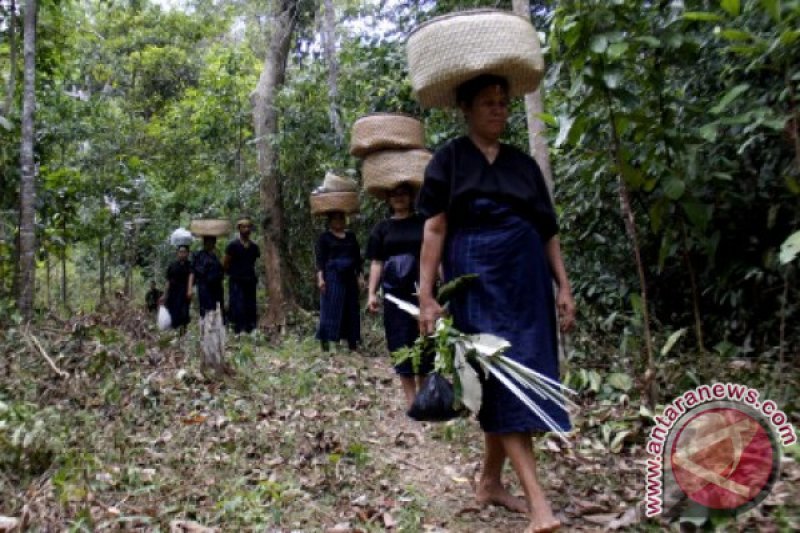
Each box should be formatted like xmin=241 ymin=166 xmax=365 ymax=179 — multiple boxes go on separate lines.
xmin=322 ymin=0 xmax=344 ymax=146
xmin=60 ymin=216 xmax=67 ymax=308
xmin=45 ymin=249 xmax=50 ymax=309
xmin=17 ymin=0 xmax=37 ymax=321
xmin=99 ymin=235 xmax=106 ymax=303
xmin=252 ymin=0 xmax=298 ymax=331
xmin=606 ymin=91 xmax=657 ymax=409
xmin=1 ymin=0 xmax=17 ymax=117
xmin=512 ymin=0 xmax=554 ymax=195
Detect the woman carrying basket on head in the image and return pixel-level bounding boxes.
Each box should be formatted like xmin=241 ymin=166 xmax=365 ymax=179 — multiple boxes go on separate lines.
xmin=417 ymin=74 xmax=576 ymax=533
xmin=366 ymin=182 xmax=432 ymax=409
xmin=315 ymin=211 xmax=363 ymax=352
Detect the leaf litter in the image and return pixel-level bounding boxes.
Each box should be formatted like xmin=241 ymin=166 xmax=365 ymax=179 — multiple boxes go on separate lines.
xmin=0 ymin=304 xmax=797 ymax=531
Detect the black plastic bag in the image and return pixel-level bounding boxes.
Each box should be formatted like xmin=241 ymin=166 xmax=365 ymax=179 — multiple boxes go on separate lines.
xmin=407 ymin=373 xmax=461 ymax=422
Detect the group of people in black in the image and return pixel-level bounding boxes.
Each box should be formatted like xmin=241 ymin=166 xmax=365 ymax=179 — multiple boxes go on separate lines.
xmin=146 ymin=218 xmax=261 ymax=335
xmin=316 ymin=74 xmax=577 ymax=533
xmin=314 ymin=182 xmax=429 ymax=408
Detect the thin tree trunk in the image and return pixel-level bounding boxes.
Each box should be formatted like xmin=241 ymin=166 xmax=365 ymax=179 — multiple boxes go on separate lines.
xmin=1 ymin=0 xmax=18 ymax=117
xmin=512 ymin=0 xmax=553 ymax=194
xmin=322 ymin=0 xmax=344 ymax=146
xmin=99 ymin=235 xmax=106 ymax=302
xmin=252 ymin=0 xmax=298 ymax=330
xmin=45 ymin=249 xmax=50 ymax=310
xmin=17 ymin=0 xmax=37 ymax=321
xmin=61 ymin=216 xmax=67 ymax=308
xmin=606 ymin=91 xmax=657 ymax=409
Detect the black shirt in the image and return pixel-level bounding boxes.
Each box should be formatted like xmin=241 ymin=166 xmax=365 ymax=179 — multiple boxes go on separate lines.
xmin=366 ymin=214 xmax=425 ymax=262
xmin=417 ymin=136 xmax=558 ymax=241
xmin=225 ymin=239 xmax=261 ymax=280
xmin=192 ymin=250 xmax=223 ymax=284
xmin=315 ymin=231 xmax=362 ymax=273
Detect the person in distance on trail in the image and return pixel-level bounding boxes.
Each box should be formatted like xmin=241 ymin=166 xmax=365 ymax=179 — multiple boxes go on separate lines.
xmin=224 ymin=218 xmax=261 ymax=334
xmin=315 ymin=211 xmax=362 ymax=353
xmin=417 ymin=74 xmax=576 ymax=533
xmin=161 ymin=244 xmax=193 ymax=334
xmin=366 ymin=182 xmax=432 ymax=409
xmin=145 ymin=280 xmax=162 ymax=314
xmin=193 ymin=236 xmax=225 ymax=319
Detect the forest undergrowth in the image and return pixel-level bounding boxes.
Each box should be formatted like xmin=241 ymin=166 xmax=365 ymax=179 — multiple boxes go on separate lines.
xmin=0 ymin=301 xmax=798 ymax=532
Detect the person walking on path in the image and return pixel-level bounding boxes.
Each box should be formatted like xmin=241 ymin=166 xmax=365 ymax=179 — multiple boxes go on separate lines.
xmin=224 ymin=218 xmax=261 ymax=334
xmin=161 ymin=244 xmax=194 ymax=334
xmin=315 ymin=211 xmax=362 ymax=352
xmin=417 ymin=74 xmax=576 ymax=533
xmin=193 ymin=236 xmax=225 ymax=318
xmin=366 ymin=183 xmax=431 ymax=408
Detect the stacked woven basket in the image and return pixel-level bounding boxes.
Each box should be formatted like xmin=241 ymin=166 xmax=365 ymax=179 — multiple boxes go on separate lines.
xmin=189 ymin=219 xmax=232 ymax=238
xmin=350 ymin=113 xmax=431 ymax=199
xmin=406 ymin=9 xmax=544 ymax=108
xmin=309 ymin=172 xmax=360 ymax=216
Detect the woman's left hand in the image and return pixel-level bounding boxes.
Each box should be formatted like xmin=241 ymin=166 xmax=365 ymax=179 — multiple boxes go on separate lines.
xmin=556 ymin=286 xmax=576 ymax=333
xmin=186 ymin=291 xmax=193 ymax=301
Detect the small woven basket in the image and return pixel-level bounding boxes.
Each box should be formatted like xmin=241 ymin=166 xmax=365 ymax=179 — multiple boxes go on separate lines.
xmin=310 ymin=191 xmax=360 ymax=216
xmin=407 ymin=9 xmax=544 ymax=108
xmin=349 ymin=113 xmax=426 ymax=158
xmin=190 ymin=219 xmax=232 ymax=237
xmin=362 ymin=149 xmax=432 ymax=199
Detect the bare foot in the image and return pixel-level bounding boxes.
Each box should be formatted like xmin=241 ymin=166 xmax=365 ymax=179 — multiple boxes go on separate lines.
xmin=524 ymin=517 xmax=561 ymax=533
xmin=524 ymin=498 xmax=561 ymax=532
xmin=476 ymin=481 xmax=528 ymax=514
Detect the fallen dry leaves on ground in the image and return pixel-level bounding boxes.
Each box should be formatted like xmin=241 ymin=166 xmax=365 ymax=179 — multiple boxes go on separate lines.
xmin=0 ymin=306 xmax=798 ymax=531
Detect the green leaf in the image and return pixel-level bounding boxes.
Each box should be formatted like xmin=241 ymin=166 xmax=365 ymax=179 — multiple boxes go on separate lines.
xmin=698 ymin=123 xmax=719 ymax=142
xmin=718 ymin=29 xmax=754 ymax=41
xmin=710 ymin=84 xmax=749 ymax=114
xmin=607 ymin=42 xmax=629 ymax=59
xmin=760 ymin=0 xmax=781 ymax=22
xmin=590 ymin=34 xmax=608 ymax=54
xmin=683 ymin=11 xmax=724 ymax=22
xmin=663 ymin=178 xmax=686 ymax=200
xmin=0 ymin=116 xmax=11 ymax=131
xmin=636 ymin=36 xmax=661 ymax=48
xmin=534 ymin=113 xmax=558 ymax=127
xmin=661 ymin=328 xmax=687 ymax=356
xmin=779 ymin=30 xmax=800 ymax=45
xmin=779 ymin=230 xmax=800 ymax=265
xmin=720 ymin=0 xmax=740 ymax=16
xmin=607 ymin=372 xmax=633 ymax=392
xmin=682 ymin=201 xmax=712 ymax=231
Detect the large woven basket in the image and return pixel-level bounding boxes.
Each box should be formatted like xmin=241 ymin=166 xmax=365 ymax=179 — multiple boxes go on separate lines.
xmin=407 ymin=9 xmax=544 ymax=108
xmin=310 ymin=191 xmax=360 ymax=216
xmin=190 ymin=219 xmax=232 ymax=237
xmin=349 ymin=113 xmax=425 ymax=158
xmin=362 ymin=149 xmax=432 ymax=199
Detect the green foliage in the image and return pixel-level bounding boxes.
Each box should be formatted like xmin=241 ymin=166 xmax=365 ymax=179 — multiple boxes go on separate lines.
xmin=549 ymin=0 xmax=800 ymax=352
xmin=0 ymin=400 xmax=63 ymax=475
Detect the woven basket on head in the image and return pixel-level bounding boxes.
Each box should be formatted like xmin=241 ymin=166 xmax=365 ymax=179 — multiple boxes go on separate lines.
xmin=362 ymin=149 xmax=432 ymax=199
xmin=190 ymin=219 xmax=232 ymax=237
xmin=321 ymin=172 xmax=358 ymax=192
xmin=349 ymin=113 xmax=426 ymax=158
xmin=407 ymin=9 xmax=544 ymax=109
xmin=310 ymin=192 xmax=360 ymax=216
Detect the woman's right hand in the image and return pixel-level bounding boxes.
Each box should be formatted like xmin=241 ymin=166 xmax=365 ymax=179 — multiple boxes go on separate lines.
xmin=418 ymin=295 xmax=443 ymax=336
xmin=367 ymin=294 xmax=380 ymax=313
xmin=317 ymin=279 xmax=326 ymax=293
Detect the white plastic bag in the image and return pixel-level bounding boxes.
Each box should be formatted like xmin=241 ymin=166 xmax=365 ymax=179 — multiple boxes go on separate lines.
xmin=169 ymin=228 xmax=193 ymax=246
xmin=157 ymin=305 xmax=172 ymax=330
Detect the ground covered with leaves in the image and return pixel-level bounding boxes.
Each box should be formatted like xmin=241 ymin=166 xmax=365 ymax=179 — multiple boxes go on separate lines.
xmin=1 ymin=307 xmax=798 ymax=532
